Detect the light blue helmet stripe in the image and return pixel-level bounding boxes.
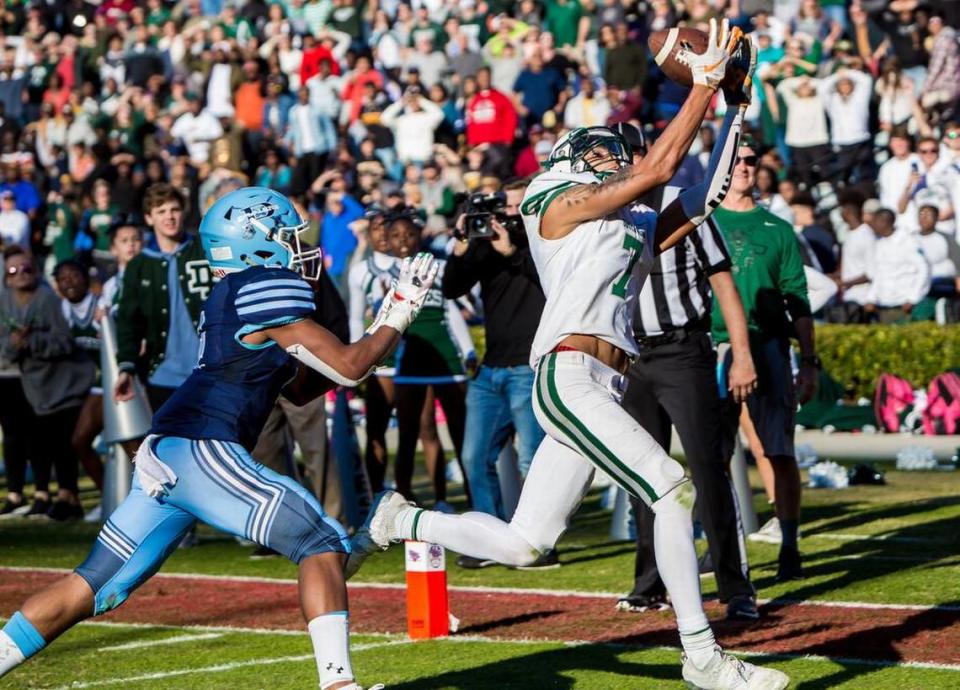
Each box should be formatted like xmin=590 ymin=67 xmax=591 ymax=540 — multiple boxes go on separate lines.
xmin=235 ymin=287 xmax=315 ymax=305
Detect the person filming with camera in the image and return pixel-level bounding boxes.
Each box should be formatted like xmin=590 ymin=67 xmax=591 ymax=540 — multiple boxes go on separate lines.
xmin=443 ymin=179 xmax=552 ymax=569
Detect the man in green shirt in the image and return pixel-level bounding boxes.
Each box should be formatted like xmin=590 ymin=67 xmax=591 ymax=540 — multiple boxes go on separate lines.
xmin=544 ymin=0 xmax=582 ymax=49
xmin=710 ymin=139 xmax=819 ymax=583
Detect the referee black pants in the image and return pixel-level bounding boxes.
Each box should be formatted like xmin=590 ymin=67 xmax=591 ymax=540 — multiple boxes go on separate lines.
xmin=622 ymin=331 xmax=753 ymax=602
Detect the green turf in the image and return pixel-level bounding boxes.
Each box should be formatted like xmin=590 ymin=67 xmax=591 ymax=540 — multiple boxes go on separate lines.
xmin=3 ymin=469 xmax=960 ymax=606
xmin=2 ymin=621 xmax=956 ymax=689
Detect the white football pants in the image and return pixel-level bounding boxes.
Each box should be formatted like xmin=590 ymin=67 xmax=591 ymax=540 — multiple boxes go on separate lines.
xmin=416 ymin=350 xmax=710 ymax=633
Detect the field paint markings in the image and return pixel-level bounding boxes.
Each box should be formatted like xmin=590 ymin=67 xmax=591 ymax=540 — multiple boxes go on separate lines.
xmin=98 ymin=632 xmax=222 ymax=651
xmin=57 ymin=640 xmax=408 ymax=689
xmin=810 ymin=532 xmax=948 ymax=544
xmin=6 ymin=566 xmax=960 ymax=612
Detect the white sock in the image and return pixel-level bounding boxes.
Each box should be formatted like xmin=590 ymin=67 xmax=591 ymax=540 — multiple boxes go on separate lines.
xmin=0 ymin=631 xmax=26 ymax=678
xmin=651 ymin=489 xmax=715 ymax=668
xmin=307 ymin=612 xmax=353 ymax=689
xmin=406 ymin=510 xmax=540 ymax=567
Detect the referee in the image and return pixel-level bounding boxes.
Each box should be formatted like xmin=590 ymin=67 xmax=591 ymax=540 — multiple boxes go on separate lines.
xmin=613 ymin=123 xmax=761 ymax=621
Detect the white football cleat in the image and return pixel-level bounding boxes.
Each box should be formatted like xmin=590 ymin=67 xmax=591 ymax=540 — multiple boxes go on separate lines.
xmin=682 ymin=647 xmax=789 ymax=689
xmin=367 ymin=490 xmax=416 ymax=548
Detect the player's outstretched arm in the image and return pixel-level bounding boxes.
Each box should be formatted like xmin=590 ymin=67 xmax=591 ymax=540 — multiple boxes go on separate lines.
xmin=655 ymin=36 xmax=756 ymax=254
xmin=655 ymin=104 xmax=745 ymax=254
xmin=542 ymin=18 xmax=740 ymax=240
xmin=249 ymin=254 xmax=439 ymax=389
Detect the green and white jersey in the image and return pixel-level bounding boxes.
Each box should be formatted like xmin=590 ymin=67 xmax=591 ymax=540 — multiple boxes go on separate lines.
xmin=390 ymin=259 xmax=473 ymax=384
xmin=61 ymin=292 xmax=101 ymax=392
xmin=521 ymin=170 xmax=658 ymax=367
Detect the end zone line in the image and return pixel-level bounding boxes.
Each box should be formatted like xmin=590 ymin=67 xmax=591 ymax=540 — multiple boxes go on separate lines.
xmin=97 ymin=632 xmax=223 ymax=651
xmin=56 ymin=640 xmax=408 ymax=689
xmin=5 ymin=565 xmax=960 ymax=611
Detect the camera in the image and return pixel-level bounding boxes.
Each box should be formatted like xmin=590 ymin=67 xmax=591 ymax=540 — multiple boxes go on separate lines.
xmin=456 ymin=192 xmax=523 ymax=241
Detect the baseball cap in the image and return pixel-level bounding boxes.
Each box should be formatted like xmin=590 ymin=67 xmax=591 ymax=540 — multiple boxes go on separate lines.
xmin=1 ymin=190 xmax=15 ymax=200
xmin=862 ymin=199 xmax=882 ymax=214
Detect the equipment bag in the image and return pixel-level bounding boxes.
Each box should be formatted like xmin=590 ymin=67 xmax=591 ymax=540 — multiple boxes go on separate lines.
xmin=874 ymin=373 xmax=915 ymax=433
xmin=922 ymin=372 xmax=960 ymax=435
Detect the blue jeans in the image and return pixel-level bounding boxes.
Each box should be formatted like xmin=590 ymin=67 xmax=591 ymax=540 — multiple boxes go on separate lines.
xmin=462 ymin=365 xmax=545 ymax=519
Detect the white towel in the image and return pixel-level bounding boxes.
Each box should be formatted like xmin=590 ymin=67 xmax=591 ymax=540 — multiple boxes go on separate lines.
xmin=133 ymin=435 xmax=179 ymax=498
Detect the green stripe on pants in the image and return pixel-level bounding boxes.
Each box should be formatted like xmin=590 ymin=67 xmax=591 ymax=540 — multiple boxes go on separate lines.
xmin=544 ymin=354 xmax=660 ymax=504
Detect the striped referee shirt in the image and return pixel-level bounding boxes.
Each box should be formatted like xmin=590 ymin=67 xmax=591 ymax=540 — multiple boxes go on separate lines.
xmin=635 ymin=187 xmax=732 ymax=337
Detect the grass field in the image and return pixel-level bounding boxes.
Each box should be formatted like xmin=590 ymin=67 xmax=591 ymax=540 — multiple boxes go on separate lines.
xmin=3 ymin=464 xmax=960 ymax=688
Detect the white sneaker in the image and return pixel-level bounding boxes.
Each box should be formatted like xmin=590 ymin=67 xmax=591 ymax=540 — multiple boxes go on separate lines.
xmin=363 ymin=490 xmax=415 ymax=548
xmin=83 ymin=504 xmax=102 ymax=523
xmin=747 ymin=518 xmax=801 ymax=545
xmin=682 ymin=648 xmax=789 ymax=689
xmin=747 ymin=518 xmax=781 ymax=544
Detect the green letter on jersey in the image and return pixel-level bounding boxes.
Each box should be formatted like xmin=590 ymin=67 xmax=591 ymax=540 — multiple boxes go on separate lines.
xmin=611 ymin=233 xmax=643 ymax=298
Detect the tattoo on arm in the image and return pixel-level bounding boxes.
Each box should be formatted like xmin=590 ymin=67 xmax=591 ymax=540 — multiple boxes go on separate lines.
xmin=556 ymin=167 xmax=635 ymax=209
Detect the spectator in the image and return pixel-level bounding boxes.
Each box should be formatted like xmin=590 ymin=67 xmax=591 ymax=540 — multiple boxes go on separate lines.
xmin=920 ymin=12 xmax=960 ymax=118
xmin=791 ymin=192 xmax=838 ymax=274
xmin=864 ymin=208 xmax=931 ymax=323
xmin=319 ymin=189 xmax=363 ymax=295
xmin=775 ymin=75 xmax=830 ymax=189
xmin=285 ymin=86 xmax=337 ymax=196
xmin=114 ymin=183 xmax=213 ymax=414
xmin=170 ymin=95 xmax=224 ymax=167
xmin=465 ymin=67 xmax=517 ymax=148
xmin=255 ymin=148 xmax=293 ymax=195
xmin=755 ymin=165 xmax=793 ymax=223
xmin=544 ymin=0 xmax=583 ymax=49
xmin=0 ymin=247 xmax=93 ymax=519
xmin=878 ymin=128 xmax=919 ymax=213
xmin=834 ymin=200 xmax=876 ymax=318
xmin=821 ymin=66 xmax=874 ymax=185
xmin=563 ymin=78 xmax=611 ymax=129
xmin=897 ymin=135 xmax=954 ymax=234
xmin=0 ymin=190 xmax=29 ymax=249
xmin=603 ymin=22 xmax=645 ymax=90
xmin=916 ymin=204 xmax=960 ymax=300
xmin=74 ymin=180 xmax=117 ymax=270
xmin=379 ymin=88 xmax=445 ymax=165
xmin=512 ymin=50 xmax=565 ymax=128
xmin=712 ymin=140 xmax=818 ymax=583
xmin=404 ymin=37 xmax=446 ymax=89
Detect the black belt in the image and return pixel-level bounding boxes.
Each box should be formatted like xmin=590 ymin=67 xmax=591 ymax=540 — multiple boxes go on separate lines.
xmin=635 ymin=322 xmax=709 ymax=350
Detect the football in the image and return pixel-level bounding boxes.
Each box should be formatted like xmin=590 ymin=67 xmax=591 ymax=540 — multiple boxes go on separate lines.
xmin=648 ymin=27 xmax=747 ymax=90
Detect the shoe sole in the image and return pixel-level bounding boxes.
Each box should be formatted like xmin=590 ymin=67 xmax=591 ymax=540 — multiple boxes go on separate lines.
xmin=616 ymin=601 xmax=671 ymax=613
xmin=457 ymin=560 xmax=497 ymax=569
xmin=513 ymin=561 xmax=561 ymax=571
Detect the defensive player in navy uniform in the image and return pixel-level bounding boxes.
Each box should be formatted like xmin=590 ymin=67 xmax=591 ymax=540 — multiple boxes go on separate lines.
xmin=0 ymin=187 xmax=439 ymax=690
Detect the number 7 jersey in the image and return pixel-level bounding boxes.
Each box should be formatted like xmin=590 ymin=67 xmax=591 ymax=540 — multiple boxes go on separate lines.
xmin=521 ymin=170 xmax=658 ymax=367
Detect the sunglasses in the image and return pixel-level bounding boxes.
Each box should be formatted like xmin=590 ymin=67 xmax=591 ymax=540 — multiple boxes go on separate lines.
xmin=6 ymin=265 xmax=34 ymax=275
xmin=736 ymin=155 xmax=759 ymax=167
xmin=919 ymin=148 xmax=938 ymax=154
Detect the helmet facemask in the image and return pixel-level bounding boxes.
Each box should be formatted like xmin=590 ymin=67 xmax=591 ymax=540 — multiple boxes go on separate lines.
xmin=249 ymin=216 xmax=323 ymax=281
xmin=548 ymin=127 xmax=632 ymax=179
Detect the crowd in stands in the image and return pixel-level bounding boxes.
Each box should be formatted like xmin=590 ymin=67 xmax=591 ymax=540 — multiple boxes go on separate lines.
xmin=0 ymin=0 xmax=959 ymax=523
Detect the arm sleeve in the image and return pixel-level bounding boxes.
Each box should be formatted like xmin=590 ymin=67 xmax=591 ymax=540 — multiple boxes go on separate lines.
xmin=778 ymin=228 xmax=813 ymax=321
xmin=234 ymin=270 xmax=317 ymax=343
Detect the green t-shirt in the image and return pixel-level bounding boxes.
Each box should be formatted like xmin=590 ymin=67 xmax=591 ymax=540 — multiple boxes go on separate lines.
xmin=709 ymin=205 xmax=810 ymax=343
xmin=545 ymin=0 xmax=583 ymax=48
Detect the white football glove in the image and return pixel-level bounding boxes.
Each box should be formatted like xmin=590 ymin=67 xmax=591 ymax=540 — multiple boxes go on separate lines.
xmin=366 ymin=252 xmax=439 ymax=335
xmin=679 ymin=18 xmax=742 ymax=90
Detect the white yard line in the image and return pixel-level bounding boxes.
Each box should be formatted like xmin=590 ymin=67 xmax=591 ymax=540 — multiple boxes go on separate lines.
xmin=57 ymin=640 xmax=408 ymax=689
xmin=97 ymin=632 xmax=223 ymax=651
xmin=5 ymin=565 xmax=960 ymax=611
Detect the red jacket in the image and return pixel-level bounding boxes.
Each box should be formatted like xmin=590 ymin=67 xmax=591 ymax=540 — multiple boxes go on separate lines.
xmin=300 ymin=46 xmax=341 ymax=87
xmin=465 ymin=89 xmax=517 ymax=146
